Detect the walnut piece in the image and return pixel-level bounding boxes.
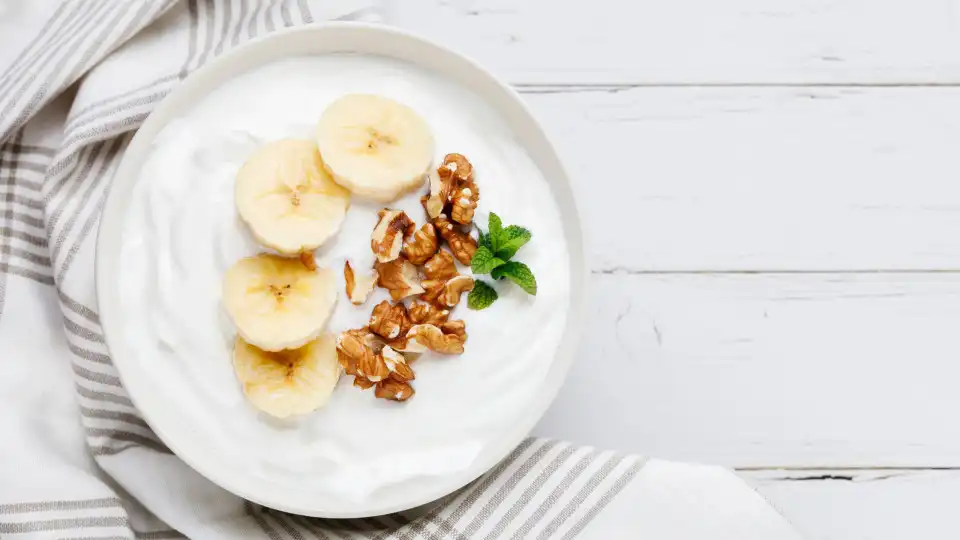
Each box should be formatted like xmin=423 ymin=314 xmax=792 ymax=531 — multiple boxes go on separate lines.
xmin=434 ymin=215 xmax=477 ymax=265
xmin=402 ymin=223 xmax=439 ymax=265
xmin=408 ymin=301 xmax=450 ymax=326
xmin=421 ymin=168 xmax=453 ymax=219
xmin=357 ymin=350 xmax=391 ymax=383
xmin=423 ymin=249 xmax=458 ymax=281
xmin=371 ymin=209 xmax=414 ymax=263
xmin=382 ymin=346 xmax=415 ymax=382
xmin=441 ymin=275 xmax=474 ymax=307
xmin=336 ymin=328 xmax=379 ymax=377
xmin=354 ymin=376 xmax=375 ymax=390
xmin=421 ymin=275 xmax=474 ymax=308
xmin=450 ymin=182 xmax=479 ymax=225
xmin=440 ymin=153 xmax=473 ymax=183
xmin=375 ymin=379 xmax=415 ymax=401
xmin=404 ymin=323 xmax=466 ymax=354
xmin=420 ymin=279 xmax=445 ymax=307
xmin=368 ymin=301 xmax=410 ymax=340
xmin=439 ymin=320 xmax=466 ymax=340
xmin=344 ymin=260 xmax=378 ymax=305
xmin=375 ymin=258 xmax=424 ymax=300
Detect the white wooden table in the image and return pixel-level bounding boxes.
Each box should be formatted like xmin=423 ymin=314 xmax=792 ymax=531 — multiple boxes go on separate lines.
xmin=392 ymin=2 xmax=960 ymax=538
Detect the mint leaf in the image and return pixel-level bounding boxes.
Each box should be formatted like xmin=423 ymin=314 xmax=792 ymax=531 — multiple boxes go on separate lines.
xmin=492 ymin=261 xmax=537 ymax=295
xmin=468 ymin=280 xmax=498 ymax=310
xmin=477 ymin=227 xmax=493 ymax=251
xmin=488 ymin=213 xmax=503 ymax=253
xmin=495 ymin=226 xmax=531 ymax=260
xmin=470 ymin=246 xmax=505 ymax=274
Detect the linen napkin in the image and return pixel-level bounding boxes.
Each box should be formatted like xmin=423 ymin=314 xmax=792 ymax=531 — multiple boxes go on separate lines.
xmin=0 ymin=1 xmax=803 ymax=538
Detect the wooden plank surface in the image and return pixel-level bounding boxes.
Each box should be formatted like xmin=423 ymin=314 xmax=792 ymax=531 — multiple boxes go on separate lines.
xmin=521 ymin=86 xmax=960 ymax=271
xmin=389 ymin=2 xmax=960 ymax=537
xmin=390 ymin=0 xmax=960 ymax=85
xmin=748 ymin=469 xmax=960 ymax=539
xmin=533 ymin=272 xmax=960 ymax=467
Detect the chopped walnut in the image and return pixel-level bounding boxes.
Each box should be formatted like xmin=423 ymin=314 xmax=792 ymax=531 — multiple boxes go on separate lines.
xmin=440 ymin=275 xmax=474 ymax=307
xmin=420 ymin=279 xmax=445 ymax=307
xmin=368 ymin=301 xmax=410 ymax=340
xmin=440 ymin=153 xmax=473 ymax=183
xmin=382 ymin=346 xmax=415 ymax=382
xmin=375 ymin=379 xmax=415 ymax=402
xmin=371 ymin=209 xmax=414 ymax=263
xmin=344 ymin=260 xmax=378 ymax=305
xmin=439 ymin=319 xmax=467 ymax=340
xmin=423 ymin=249 xmax=458 ymax=281
xmin=421 ymin=168 xmax=453 ymax=219
xmin=402 ymin=223 xmax=439 ymax=265
xmin=336 ymin=328 xmax=379 ymax=377
xmin=375 ymin=258 xmax=424 ymax=300
xmin=434 ymin=215 xmax=477 ymax=265
xmin=408 ymin=301 xmax=451 ymax=326
xmin=404 ymin=323 xmax=466 ymax=354
xmin=353 ymin=376 xmax=376 ymax=390
xmin=421 ymin=275 xmax=474 ymax=308
xmin=357 ymin=350 xmax=391 ymax=383
xmin=450 ymin=182 xmax=479 ymax=225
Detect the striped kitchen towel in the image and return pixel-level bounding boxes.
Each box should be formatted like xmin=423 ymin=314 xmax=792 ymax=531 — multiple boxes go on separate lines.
xmin=0 ymin=1 xmax=801 ymax=538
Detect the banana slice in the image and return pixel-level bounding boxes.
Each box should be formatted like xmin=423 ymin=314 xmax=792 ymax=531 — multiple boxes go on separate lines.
xmin=316 ymin=94 xmax=434 ymax=202
xmin=223 ymin=254 xmax=337 ymax=351
xmin=233 ymin=334 xmax=342 ymax=418
xmin=236 ymin=139 xmax=350 ymax=255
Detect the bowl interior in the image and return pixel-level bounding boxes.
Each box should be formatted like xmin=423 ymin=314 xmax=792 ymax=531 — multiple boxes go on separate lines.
xmin=96 ymin=22 xmax=586 ymax=517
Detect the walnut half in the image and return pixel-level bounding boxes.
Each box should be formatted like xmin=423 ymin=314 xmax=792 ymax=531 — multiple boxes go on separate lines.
xmin=421 ymin=275 xmax=474 ymax=308
xmin=423 ymin=249 xmax=458 ymax=281
xmin=408 ymin=301 xmax=450 ymax=326
xmin=402 ymin=223 xmax=439 ymax=265
xmin=404 ymin=323 xmax=467 ymax=354
xmin=368 ymin=301 xmax=411 ymax=340
xmin=450 ymin=182 xmax=479 ymax=226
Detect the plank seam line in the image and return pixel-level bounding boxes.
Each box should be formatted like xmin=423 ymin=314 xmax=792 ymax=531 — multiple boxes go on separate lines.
xmin=593 ymin=268 xmax=960 ymax=276
xmin=516 ymin=82 xmax=960 ymax=92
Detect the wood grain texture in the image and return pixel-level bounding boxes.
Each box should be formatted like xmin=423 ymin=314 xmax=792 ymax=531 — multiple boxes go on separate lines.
xmin=387 ymin=3 xmax=960 ymax=536
xmin=533 ymin=273 xmax=960 ymax=467
xmin=521 ymin=86 xmax=960 ymax=271
xmin=748 ymin=469 xmax=960 ymax=539
xmin=390 ymin=0 xmax=960 ymax=85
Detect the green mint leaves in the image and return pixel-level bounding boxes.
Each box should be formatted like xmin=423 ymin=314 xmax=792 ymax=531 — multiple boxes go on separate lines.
xmin=471 ymin=246 xmax=506 ymax=275
xmin=491 ymin=261 xmax=537 ymax=295
xmin=495 ymin=226 xmax=531 ymax=260
xmin=467 ymin=280 xmax=498 ymax=310
xmin=468 ymin=212 xmax=537 ymax=310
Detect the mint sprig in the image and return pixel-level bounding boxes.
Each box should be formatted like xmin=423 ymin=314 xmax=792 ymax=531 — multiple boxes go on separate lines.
xmin=469 ymin=213 xmax=538 ymax=308
xmin=471 ymin=246 xmax=506 ymax=274
xmin=491 ymin=261 xmax=537 ymax=295
xmin=495 ymin=226 xmax=531 ymax=260
xmin=468 ymin=280 xmax=498 ymax=310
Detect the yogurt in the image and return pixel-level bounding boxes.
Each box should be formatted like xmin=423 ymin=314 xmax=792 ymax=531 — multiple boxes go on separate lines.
xmin=118 ymin=55 xmax=570 ymax=502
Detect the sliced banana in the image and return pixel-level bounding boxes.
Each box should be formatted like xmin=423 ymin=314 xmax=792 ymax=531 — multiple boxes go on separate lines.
xmin=233 ymin=334 xmax=342 ymax=418
xmin=236 ymin=139 xmax=350 ymax=255
xmin=223 ymin=254 xmax=337 ymax=351
xmin=316 ymin=94 xmax=434 ymax=202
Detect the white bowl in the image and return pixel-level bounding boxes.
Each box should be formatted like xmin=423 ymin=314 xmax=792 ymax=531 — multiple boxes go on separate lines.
xmin=96 ymin=22 xmax=586 ymax=518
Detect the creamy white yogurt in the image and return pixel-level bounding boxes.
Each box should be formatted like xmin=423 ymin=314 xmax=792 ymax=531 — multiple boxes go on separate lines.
xmin=118 ymin=55 xmax=570 ymax=502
